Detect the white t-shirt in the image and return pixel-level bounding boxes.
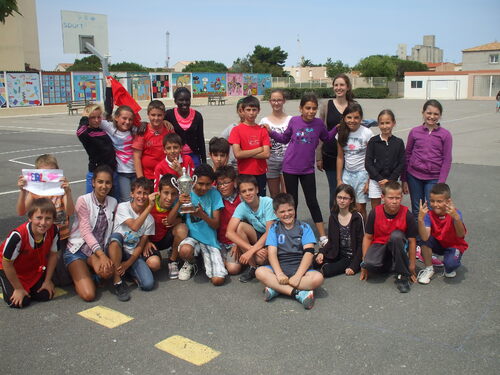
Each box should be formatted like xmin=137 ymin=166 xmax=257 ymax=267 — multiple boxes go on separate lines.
xmin=338 ymin=126 xmax=373 ymax=172
xmin=100 ymin=120 xmax=135 ymax=173
xmin=113 ymin=201 xmax=155 ymax=254
xmin=259 ymin=116 xmax=292 ymax=161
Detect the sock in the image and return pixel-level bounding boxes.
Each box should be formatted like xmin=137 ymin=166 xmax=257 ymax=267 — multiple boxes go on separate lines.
xmin=425 ymin=266 xmax=433 ymax=270
xmin=114 ymin=280 xmax=122 ymax=286
xmin=290 ymin=288 xmax=298 ymax=298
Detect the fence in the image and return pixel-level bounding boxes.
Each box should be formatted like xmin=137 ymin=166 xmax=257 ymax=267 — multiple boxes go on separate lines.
xmin=271 ymin=76 xmax=390 ymax=90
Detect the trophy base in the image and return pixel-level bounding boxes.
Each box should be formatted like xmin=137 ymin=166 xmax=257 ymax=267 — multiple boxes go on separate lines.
xmin=179 ymin=204 xmax=196 ymax=214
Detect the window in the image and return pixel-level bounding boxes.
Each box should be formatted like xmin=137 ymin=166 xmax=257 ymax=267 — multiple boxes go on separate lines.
xmin=489 ymin=54 xmax=499 ymax=64
xmin=411 ymin=80 xmax=423 ymax=88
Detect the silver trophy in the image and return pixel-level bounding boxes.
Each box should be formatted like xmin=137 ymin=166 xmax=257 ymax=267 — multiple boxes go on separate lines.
xmin=171 ymin=167 xmax=198 ymax=214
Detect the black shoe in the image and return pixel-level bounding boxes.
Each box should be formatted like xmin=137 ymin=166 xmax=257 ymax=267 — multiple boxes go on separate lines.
xmin=114 ymin=280 xmax=130 ymax=301
xmin=239 ymin=266 xmax=256 ymax=283
xmin=395 ymin=274 xmax=410 ymax=293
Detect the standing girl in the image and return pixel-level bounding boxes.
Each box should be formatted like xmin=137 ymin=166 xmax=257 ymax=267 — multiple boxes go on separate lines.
xmin=165 ymin=87 xmax=206 ymax=167
xmin=403 ymin=99 xmax=452 ymax=219
xmin=315 ymin=184 xmax=364 ymax=277
xmin=317 ymin=74 xmax=355 ymax=208
xmin=264 ymin=93 xmax=337 ymax=247
xmin=259 ymin=89 xmax=291 ymax=197
xmin=365 ymin=109 xmax=405 ymax=208
xmin=336 ymin=103 xmax=373 ymax=219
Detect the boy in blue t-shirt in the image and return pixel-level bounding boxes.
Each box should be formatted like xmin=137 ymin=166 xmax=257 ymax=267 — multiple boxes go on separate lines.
xmin=170 ymin=164 xmax=227 ymax=286
xmin=226 ymin=175 xmax=277 ymax=283
xmin=255 ymin=193 xmax=323 ymax=309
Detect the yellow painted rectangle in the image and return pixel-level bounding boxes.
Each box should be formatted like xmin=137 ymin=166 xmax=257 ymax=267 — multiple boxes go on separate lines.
xmin=155 ymin=335 xmax=220 ymax=366
xmin=77 ymin=306 xmax=133 ymax=328
xmin=0 ymin=287 xmax=66 ymax=300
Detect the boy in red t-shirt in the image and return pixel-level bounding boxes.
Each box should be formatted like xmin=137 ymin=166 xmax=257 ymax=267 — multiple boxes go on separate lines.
xmin=154 ymin=133 xmax=194 ymax=191
xmin=133 ymin=100 xmax=174 ymax=180
xmin=148 ymin=174 xmax=188 ymax=279
xmin=417 ymin=183 xmax=467 ymax=284
xmin=228 ymin=96 xmax=270 ymax=197
xmin=0 ymin=198 xmax=59 ymax=308
xmin=215 ymin=166 xmax=242 ymax=275
xmin=360 ymin=181 xmax=417 ymax=293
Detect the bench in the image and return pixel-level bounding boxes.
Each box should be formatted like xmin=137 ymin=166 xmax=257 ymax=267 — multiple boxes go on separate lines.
xmin=67 ymin=100 xmax=92 ymax=115
xmin=207 ymin=94 xmax=226 ymax=106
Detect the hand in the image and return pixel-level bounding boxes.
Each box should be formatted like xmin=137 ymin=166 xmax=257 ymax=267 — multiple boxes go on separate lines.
xmin=161 ymin=217 xmax=172 ymax=228
xmin=409 ymin=263 xmax=417 ymax=283
xmin=229 ymin=245 xmax=240 ymax=261
xmin=239 ymin=250 xmax=253 ymax=265
xmin=255 ymin=248 xmax=268 ymax=260
xmin=277 ymin=273 xmax=289 ymax=285
xmin=316 ymin=159 xmax=324 ymax=172
xmin=17 ymin=175 xmax=27 ymax=190
xmin=143 ymin=241 xmax=156 ymax=257
xmin=148 ymin=191 xmax=158 ymax=206
xmin=171 ymin=159 xmax=182 ymax=175
xmin=262 ymin=123 xmax=271 ymax=133
xmin=97 ymin=253 xmax=114 ymax=275
xmin=345 ymin=268 xmax=355 ymax=276
xmin=363 ymin=181 xmax=369 ymax=194
xmin=119 ymin=260 xmax=131 ymax=276
xmin=316 ymin=253 xmax=324 ymax=264
xmin=163 ymin=120 xmax=174 ymax=132
xmin=360 ymin=268 xmax=368 ymax=281
xmin=378 ymin=179 xmax=388 ymax=188
xmin=288 ymin=274 xmax=301 ymax=288
xmin=446 ymin=199 xmax=460 ymax=220
xmin=60 ymin=177 xmax=71 ymax=192
xmin=402 ymin=182 xmax=409 ymax=195
xmin=106 ymin=77 xmax=112 ymax=87
xmin=179 ymin=194 xmax=191 ymax=205
xmin=37 ymin=279 xmax=55 ymax=299
xmin=337 ymin=179 xmax=344 ymax=186
xmin=191 ymin=204 xmax=206 ymax=219
xmin=10 ymin=288 xmax=29 ymax=307
xmin=418 ymin=199 xmax=429 ymax=221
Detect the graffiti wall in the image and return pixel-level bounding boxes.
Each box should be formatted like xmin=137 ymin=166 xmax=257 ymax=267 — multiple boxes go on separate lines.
xmin=192 ymin=73 xmax=226 ymax=97
xmin=0 ymin=75 xmax=6 ymax=108
xmin=6 ymin=72 xmax=42 ymax=107
xmin=41 ymin=72 xmax=72 ymax=105
xmin=151 ymin=74 xmax=170 ymax=98
xmin=242 ymin=74 xmax=258 ymax=96
xmin=172 ymin=73 xmax=192 ymax=95
xmin=72 ymin=73 xmax=101 ymax=101
xmin=227 ymin=73 xmax=243 ymax=96
xmin=127 ymin=73 xmax=150 ymax=101
xmin=258 ymin=74 xmax=272 ymax=95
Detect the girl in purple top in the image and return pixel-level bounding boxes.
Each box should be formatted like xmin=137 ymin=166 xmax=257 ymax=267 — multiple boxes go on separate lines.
xmin=263 ymin=93 xmax=338 ymax=247
xmin=403 ymin=99 xmax=452 ymax=219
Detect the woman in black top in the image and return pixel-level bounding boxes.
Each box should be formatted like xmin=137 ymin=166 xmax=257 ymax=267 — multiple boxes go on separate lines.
xmin=164 ymin=87 xmax=206 ymax=167
xmin=317 ymin=74 xmax=355 ymax=208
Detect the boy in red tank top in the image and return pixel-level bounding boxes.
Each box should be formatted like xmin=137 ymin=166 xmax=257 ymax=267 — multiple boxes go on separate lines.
xmin=417 ymin=183 xmax=467 ymax=284
xmin=360 ymin=181 xmax=417 ymax=293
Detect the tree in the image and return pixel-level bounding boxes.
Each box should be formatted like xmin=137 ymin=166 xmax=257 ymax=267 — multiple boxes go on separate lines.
xmin=109 ymin=61 xmax=148 ymax=72
xmin=354 ymin=55 xmax=428 ymax=80
xmin=67 ymin=55 xmax=102 ymax=71
xmin=300 ymin=58 xmax=322 ymax=67
xmin=231 ymin=45 xmax=288 ymax=76
xmin=183 ymin=60 xmax=227 ymax=73
xmin=394 ymin=59 xmax=428 ymax=80
xmin=324 ymin=58 xmax=350 ymax=78
xmin=0 ymin=0 xmax=21 ymax=24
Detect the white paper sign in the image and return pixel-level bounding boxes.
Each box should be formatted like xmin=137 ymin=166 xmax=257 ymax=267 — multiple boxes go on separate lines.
xmin=22 ymin=169 xmax=65 ymax=196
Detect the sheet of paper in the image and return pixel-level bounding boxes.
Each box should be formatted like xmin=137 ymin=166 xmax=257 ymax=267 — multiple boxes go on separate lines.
xmin=22 ymin=169 xmax=65 ymax=196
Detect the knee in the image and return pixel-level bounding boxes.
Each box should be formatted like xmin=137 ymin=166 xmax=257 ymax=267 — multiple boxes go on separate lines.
xmin=174 ymin=224 xmax=188 ymax=238
xmin=310 ymin=272 xmax=324 ymax=288
xmin=390 ymin=230 xmax=406 ymax=242
xmin=226 ymin=263 xmax=242 ymax=275
xmin=97 ymin=267 xmax=113 ymax=280
xmin=140 ymin=279 xmax=155 ymax=291
xmin=211 ymin=277 xmax=225 ymax=286
xmin=178 ymin=245 xmax=193 ymax=259
xmin=147 ymin=257 xmax=161 ymax=273
xmin=79 ymin=289 xmax=96 ymax=302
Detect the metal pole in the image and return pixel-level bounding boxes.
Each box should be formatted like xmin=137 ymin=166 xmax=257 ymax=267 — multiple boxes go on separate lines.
xmin=85 ymin=42 xmax=109 ymax=101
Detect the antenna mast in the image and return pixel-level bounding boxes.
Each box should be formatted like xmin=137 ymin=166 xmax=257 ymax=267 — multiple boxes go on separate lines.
xmin=166 ymin=31 xmax=170 ymax=69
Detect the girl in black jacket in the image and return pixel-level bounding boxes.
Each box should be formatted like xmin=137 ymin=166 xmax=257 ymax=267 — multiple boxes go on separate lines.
xmin=315 ymin=184 xmax=365 ymax=277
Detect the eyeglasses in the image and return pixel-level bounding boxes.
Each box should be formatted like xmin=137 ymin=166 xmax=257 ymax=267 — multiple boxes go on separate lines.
xmin=336 ymin=196 xmax=351 ymax=201
xmin=217 ymin=180 xmax=233 ymax=187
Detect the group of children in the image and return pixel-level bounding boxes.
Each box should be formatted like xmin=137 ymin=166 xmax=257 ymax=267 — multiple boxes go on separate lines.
xmin=0 ymin=84 xmax=468 ymax=310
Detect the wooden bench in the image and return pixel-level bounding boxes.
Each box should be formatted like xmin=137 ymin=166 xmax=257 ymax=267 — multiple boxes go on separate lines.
xmin=67 ymin=100 xmax=92 ymax=115
xmin=207 ymin=94 xmax=226 ymax=106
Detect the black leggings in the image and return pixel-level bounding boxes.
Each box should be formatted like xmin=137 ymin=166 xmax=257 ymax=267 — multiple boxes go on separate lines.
xmin=283 ymin=172 xmax=323 ymax=223
xmin=0 ymin=270 xmax=50 ymax=308
xmin=319 ymin=257 xmax=351 ymax=278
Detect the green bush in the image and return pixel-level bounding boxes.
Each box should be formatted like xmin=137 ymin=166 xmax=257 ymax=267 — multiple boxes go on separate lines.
xmin=263 ymin=87 xmax=332 ymax=100
xmin=352 ymin=87 xmax=389 ymax=99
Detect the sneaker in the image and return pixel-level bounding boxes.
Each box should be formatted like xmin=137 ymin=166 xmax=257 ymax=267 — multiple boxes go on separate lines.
xmin=416 ymin=246 xmax=444 ymax=266
xmin=417 ymin=267 xmax=435 ymax=285
xmin=239 ymin=266 xmax=256 ymax=283
xmin=444 ymin=270 xmax=457 ymax=278
xmin=114 ymin=280 xmax=130 ymax=302
xmin=319 ymin=236 xmax=328 ymax=248
xmin=395 ymin=274 xmax=411 ymax=293
xmin=295 ymin=290 xmax=315 ymax=309
xmin=178 ymin=262 xmax=195 ymax=281
xmin=168 ymin=261 xmax=179 ymax=279
xmin=264 ymin=287 xmax=279 ymax=302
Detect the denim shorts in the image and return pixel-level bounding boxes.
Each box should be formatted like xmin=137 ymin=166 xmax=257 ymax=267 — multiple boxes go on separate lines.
xmin=63 ymin=248 xmax=89 ymax=266
xmin=266 ymin=157 xmax=284 ymax=179
xmin=342 ymin=169 xmax=369 ymax=203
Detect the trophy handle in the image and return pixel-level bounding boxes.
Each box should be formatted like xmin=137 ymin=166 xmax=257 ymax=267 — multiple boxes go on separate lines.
xmin=192 ymin=174 xmax=197 ymax=185
xmin=171 ymin=176 xmax=180 ymax=191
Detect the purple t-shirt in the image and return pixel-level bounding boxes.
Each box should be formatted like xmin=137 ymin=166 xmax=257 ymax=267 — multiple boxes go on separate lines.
xmin=271 ymin=116 xmax=337 ymax=175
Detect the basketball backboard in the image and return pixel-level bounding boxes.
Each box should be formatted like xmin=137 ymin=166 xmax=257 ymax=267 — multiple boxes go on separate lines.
xmin=61 ymin=10 xmax=109 ymax=55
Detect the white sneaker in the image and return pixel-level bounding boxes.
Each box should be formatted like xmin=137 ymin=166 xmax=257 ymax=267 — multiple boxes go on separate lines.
xmin=444 ymin=270 xmax=456 ymax=278
xmin=178 ymin=262 xmax=194 ymax=281
xmin=319 ymin=236 xmax=328 ymax=248
xmin=417 ymin=267 xmax=435 ymax=284
xmin=168 ymin=261 xmax=179 ymax=279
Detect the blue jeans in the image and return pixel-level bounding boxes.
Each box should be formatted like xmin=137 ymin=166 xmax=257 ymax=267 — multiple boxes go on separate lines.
xmin=86 ymin=171 xmax=121 ymax=201
xmin=117 ymin=173 xmax=136 ymax=203
xmin=424 ymin=236 xmax=463 ymax=273
xmin=406 ymin=173 xmax=438 ymax=220
xmin=325 ymin=169 xmax=337 ymax=210
xmin=188 ymin=153 xmax=201 ymax=168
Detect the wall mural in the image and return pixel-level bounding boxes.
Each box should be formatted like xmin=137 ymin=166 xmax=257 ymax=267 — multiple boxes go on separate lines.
xmin=227 ymin=73 xmax=243 ymax=96
xmin=172 ymin=73 xmax=192 ymax=95
xmin=192 ymin=73 xmax=226 ymax=97
xmin=72 ymin=73 xmax=101 ymax=101
xmin=41 ymin=72 xmax=72 ymax=105
xmin=151 ymin=74 xmax=170 ymax=98
xmin=6 ymin=72 xmax=42 ymax=107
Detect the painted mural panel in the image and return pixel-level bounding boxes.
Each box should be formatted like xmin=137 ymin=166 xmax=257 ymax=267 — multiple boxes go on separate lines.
xmin=257 ymin=74 xmax=272 ymax=95
xmin=6 ymin=72 xmax=42 ymax=107
xmin=127 ymin=73 xmax=150 ymax=101
xmin=72 ymin=73 xmax=101 ymax=101
xmin=0 ymin=75 xmax=6 ymax=108
xmin=227 ymin=73 xmax=243 ymax=96
xmin=192 ymin=73 xmax=226 ymax=97
xmin=243 ymin=74 xmax=258 ymax=96
xmin=172 ymin=73 xmax=192 ymax=95
xmin=151 ymin=74 xmax=170 ymax=98
xmin=41 ymin=72 xmax=72 ymax=105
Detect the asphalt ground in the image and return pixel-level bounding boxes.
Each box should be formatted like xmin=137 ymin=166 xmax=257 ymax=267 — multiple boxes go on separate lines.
xmin=0 ymin=99 xmax=499 ymax=374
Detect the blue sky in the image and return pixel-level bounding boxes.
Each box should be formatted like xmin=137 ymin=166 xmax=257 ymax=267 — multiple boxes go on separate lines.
xmin=36 ymin=0 xmax=500 ymax=70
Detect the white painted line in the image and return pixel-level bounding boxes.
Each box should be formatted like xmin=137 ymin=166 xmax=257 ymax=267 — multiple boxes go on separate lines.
xmin=0 ymin=125 xmax=74 ymax=133
xmin=0 ymin=131 xmax=23 ymax=135
xmin=0 ymin=145 xmax=81 ymax=156
xmin=9 ymin=160 xmax=35 ymax=167
xmin=0 ymin=179 xmax=86 ymax=196
xmin=8 ymin=149 xmax=85 ymax=166
xmin=0 ymin=112 xmax=68 ymax=118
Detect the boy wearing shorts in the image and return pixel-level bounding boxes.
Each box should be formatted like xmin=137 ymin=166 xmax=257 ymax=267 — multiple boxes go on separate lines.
xmin=417 ymin=183 xmax=468 ymax=284
xmin=255 ymin=193 xmax=323 ymax=309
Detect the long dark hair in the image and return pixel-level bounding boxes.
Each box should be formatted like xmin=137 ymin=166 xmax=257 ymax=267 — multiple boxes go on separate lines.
xmin=337 ymin=102 xmax=364 ymax=147
xmin=333 ymin=73 xmax=354 ymax=102
xmin=331 ymin=184 xmax=357 ymax=214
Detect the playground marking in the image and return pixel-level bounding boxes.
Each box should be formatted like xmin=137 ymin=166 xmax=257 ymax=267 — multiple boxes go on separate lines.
xmin=77 ymin=306 xmax=134 ymax=328
xmin=154 ymin=335 xmax=221 ymax=366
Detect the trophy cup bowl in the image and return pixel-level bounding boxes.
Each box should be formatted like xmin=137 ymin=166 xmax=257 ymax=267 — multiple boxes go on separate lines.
xmin=171 ymin=169 xmax=197 ymax=214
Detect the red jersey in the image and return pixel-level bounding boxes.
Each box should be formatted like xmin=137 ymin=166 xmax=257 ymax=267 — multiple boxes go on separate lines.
xmin=218 ymin=193 xmax=241 ymax=244
xmin=150 ymin=198 xmax=174 ymax=243
xmin=372 ymin=205 xmax=408 ymax=244
xmin=0 ymin=222 xmax=58 ymax=290
xmin=228 ymin=123 xmax=270 ymax=175
xmin=429 ymin=211 xmax=468 ymax=252
xmin=132 ymin=123 xmax=173 ymax=179
xmin=153 ymin=154 xmax=194 ymax=191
